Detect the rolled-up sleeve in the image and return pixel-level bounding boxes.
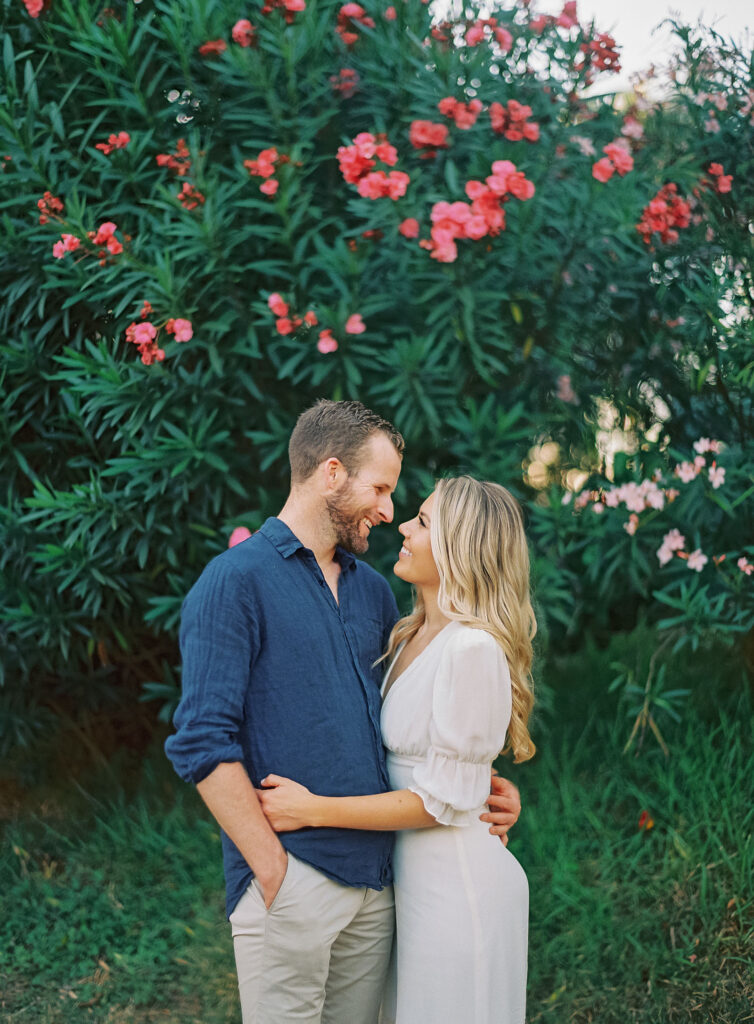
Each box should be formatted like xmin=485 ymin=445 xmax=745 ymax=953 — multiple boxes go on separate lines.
xmin=165 ymin=559 xmax=259 ymax=784
xmin=409 ymin=629 xmax=512 ymax=827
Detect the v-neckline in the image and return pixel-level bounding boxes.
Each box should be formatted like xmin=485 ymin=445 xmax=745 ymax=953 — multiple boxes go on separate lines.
xmin=382 ymin=621 xmax=456 ymax=701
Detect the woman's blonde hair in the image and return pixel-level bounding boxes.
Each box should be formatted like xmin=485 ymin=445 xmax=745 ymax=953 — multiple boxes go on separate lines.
xmin=385 ymin=476 xmax=536 ymax=762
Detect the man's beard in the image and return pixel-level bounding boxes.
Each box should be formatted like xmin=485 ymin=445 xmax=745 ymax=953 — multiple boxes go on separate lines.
xmin=325 ymin=483 xmax=369 ymax=554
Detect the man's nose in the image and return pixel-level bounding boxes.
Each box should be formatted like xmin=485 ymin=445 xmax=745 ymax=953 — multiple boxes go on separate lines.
xmin=378 ymin=495 xmax=394 ymax=523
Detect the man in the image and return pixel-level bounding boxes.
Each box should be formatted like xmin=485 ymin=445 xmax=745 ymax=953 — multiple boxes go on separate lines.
xmin=165 ymin=400 xmax=520 ymax=1024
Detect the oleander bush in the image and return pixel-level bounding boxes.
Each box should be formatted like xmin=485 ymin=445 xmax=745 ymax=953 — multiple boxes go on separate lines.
xmin=1 ymin=0 xmax=752 ymax=749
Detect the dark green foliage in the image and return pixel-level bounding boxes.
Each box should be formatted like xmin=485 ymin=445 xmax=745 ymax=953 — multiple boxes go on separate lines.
xmin=1 ymin=0 xmax=752 ymax=744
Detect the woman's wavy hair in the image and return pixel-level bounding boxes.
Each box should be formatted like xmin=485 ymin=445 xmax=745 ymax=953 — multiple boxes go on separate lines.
xmin=385 ymin=476 xmax=536 ymax=762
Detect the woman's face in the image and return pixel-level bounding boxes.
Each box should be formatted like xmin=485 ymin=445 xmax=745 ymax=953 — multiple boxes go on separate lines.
xmin=393 ymin=491 xmax=441 ymax=588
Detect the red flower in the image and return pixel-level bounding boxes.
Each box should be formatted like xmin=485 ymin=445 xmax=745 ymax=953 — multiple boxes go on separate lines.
xmin=336 ymin=3 xmax=375 ymax=45
xmin=260 ymin=179 xmax=279 ymax=196
xmin=409 ymin=120 xmax=449 ymax=157
xmin=268 ymin=293 xmax=289 ymax=316
xmin=384 ymin=6 xmax=397 ymax=19
xmin=244 ymin=147 xmax=279 ymax=179
xmin=304 ymin=310 xmax=318 ymax=326
xmin=637 ymin=183 xmax=691 ymax=246
xmin=37 ymin=191 xmax=64 ymax=225
xmin=198 ymin=39 xmax=227 ymax=57
xmin=603 ymin=141 xmax=633 ymax=176
xmin=140 ymin=301 xmax=153 ymax=320
xmin=23 ymin=0 xmax=47 ymax=16
xmin=399 ymin=218 xmax=420 ymax=238
xmin=437 ymin=97 xmax=483 ymax=130
xmin=707 ymin=163 xmax=733 ymax=193
xmin=95 ymin=131 xmax=130 ymax=155
xmin=489 ymin=100 xmax=539 ymax=142
xmin=276 ymin=317 xmax=294 ymax=335
xmin=638 ymin=810 xmax=654 ymax=831
xmin=232 ymin=19 xmax=256 ymax=46
xmin=156 ymin=138 xmax=192 ymax=177
xmin=330 ymin=68 xmax=360 ymax=97
xmin=177 ymin=182 xmax=205 ymax=210
xmin=592 ymin=157 xmax=614 ymax=182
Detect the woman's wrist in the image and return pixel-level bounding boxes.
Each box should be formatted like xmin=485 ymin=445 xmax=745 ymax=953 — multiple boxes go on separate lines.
xmin=308 ymin=794 xmax=326 ymax=828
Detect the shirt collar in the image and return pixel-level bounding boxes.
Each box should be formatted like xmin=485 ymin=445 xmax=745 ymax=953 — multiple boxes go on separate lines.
xmin=260 ymin=517 xmax=357 ymax=571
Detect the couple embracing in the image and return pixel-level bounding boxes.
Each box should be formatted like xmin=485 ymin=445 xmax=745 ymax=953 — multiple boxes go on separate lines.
xmin=166 ymin=399 xmax=536 ymax=1024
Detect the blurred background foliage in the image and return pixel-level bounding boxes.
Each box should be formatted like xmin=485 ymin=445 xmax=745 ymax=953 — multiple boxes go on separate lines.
xmin=1 ymin=0 xmax=751 ymax=753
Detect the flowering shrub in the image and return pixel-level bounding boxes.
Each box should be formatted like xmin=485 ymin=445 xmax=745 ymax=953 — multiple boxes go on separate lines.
xmin=1 ymin=0 xmax=752 ymax=746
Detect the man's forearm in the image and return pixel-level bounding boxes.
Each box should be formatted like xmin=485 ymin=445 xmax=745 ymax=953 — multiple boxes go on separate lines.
xmin=197 ymin=761 xmax=287 ymax=890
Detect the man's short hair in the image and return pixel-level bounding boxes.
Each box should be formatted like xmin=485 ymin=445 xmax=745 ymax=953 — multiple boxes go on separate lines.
xmin=289 ymin=400 xmax=404 ymax=484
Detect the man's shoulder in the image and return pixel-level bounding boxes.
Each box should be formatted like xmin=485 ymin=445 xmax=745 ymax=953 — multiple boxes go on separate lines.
xmin=186 ymin=532 xmax=275 ymax=599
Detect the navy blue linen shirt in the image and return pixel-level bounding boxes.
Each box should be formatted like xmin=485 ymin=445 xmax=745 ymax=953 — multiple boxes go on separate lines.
xmin=165 ymin=517 xmax=400 ymax=917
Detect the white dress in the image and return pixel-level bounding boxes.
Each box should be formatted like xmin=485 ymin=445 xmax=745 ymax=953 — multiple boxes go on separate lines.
xmin=379 ymin=620 xmax=528 ymax=1024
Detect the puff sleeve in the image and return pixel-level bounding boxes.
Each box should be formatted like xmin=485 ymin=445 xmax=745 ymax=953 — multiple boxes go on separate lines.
xmin=408 ymin=628 xmax=512 ymax=827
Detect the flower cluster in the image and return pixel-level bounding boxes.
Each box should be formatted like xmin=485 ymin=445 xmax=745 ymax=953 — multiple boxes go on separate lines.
xmin=578 ymin=32 xmax=620 ymax=74
xmin=95 ymin=131 xmax=130 ymax=155
xmin=38 ymin=191 xmax=64 ymax=225
xmin=636 ymin=184 xmax=691 ymax=246
xmin=438 ymin=96 xmax=483 ymax=130
xmin=244 ymin=148 xmax=288 ymax=196
xmin=52 ymin=220 xmax=125 ymax=263
xmin=706 ymin=162 xmax=733 ymax=194
xmin=336 ymin=3 xmax=374 ymax=45
xmin=419 ymin=160 xmax=535 ymax=263
xmin=124 ymin=306 xmax=193 ymax=365
xmin=156 ymin=138 xmax=191 ymax=177
xmin=621 ymin=115 xmax=643 ymax=140
xmin=177 ymin=182 xmax=205 ymax=211
xmin=261 ymin=0 xmax=305 ymax=22
xmin=337 ymin=133 xmax=409 ymax=200
xmin=408 ymin=121 xmax=449 ymax=158
xmin=330 ymin=68 xmax=360 ymax=97
xmin=232 ymin=19 xmax=257 ymax=46
xmin=465 ymin=18 xmax=513 ymax=52
xmin=529 ymin=2 xmax=578 ymax=34
xmin=592 ymin=140 xmax=634 ymax=182
xmin=489 ymin=100 xmax=540 ymax=142
xmin=317 ymin=315 xmax=365 ymax=353
xmin=268 ymin=292 xmax=317 ymax=336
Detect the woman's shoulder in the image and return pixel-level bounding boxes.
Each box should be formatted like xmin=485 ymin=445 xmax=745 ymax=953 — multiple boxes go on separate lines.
xmin=442 ymin=621 xmax=508 ymax=665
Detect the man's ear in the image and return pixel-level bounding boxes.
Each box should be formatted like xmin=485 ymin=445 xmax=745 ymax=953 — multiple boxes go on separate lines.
xmin=321 ymin=456 xmax=347 ymax=492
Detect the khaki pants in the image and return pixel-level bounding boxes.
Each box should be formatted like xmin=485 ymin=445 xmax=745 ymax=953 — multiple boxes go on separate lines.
xmin=229 ymin=853 xmax=395 ymax=1024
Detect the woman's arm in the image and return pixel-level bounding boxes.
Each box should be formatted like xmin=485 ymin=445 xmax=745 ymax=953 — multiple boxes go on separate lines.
xmin=259 ymin=774 xmax=437 ymax=832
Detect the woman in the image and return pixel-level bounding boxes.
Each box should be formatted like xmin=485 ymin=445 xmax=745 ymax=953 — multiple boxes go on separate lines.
xmin=260 ymin=476 xmax=536 ymax=1024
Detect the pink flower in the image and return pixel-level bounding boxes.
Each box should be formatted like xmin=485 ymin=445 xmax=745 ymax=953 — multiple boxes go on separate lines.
xmin=693 ymin=437 xmax=721 ymax=455
xmin=621 ymin=116 xmax=643 ymax=140
xmin=465 ymin=23 xmax=485 ymax=46
xmin=399 ymin=218 xmax=420 ymax=238
xmin=23 ymin=0 xmax=45 ymax=16
xmin=675 ymin=461 xmax=698 ymax=484
xmin=384 ymin=6 xmax=397 ymax=18
xmin=556 ymin=374 xmax=578 ymax=404
xmin=317 ymin=329 xmax=338 ymax=353
xmin=345 ymin=313 xmax=366 ymax=334
xmin=663 ymin=529 xmax=686 ymax=552
xmin=260 ymin=179 xmax=279 ymax=196
xmin=93 ymin=221 xmax=117 ymax=243
xmin=603 ymin=141 xmax=634 ymax=176
xmin=166 ymin=318 xmax=193 ymax=342
xmin=276 ymin=317 xmax=294 ymax=335
xmin=686 ymin=549 xmax=708 ymax=572
xmin=52 ymin=234 xmax=81 ymax=258
xmin=708 ymin=465 xmax=725 ymax=489
xmin=494 ymin=27 xmax=513 ymax=51
xmin=737 ymin=557 xmax=753 ymax=576
xmin=304 ymin=310 xmax=318 ymax=326
xmin=131 ymin=321 xmax=158 ymax=345
xmin=571 ymin=135 xmax=595 ymax=157
xmin=657 ymin=545 xmax=674 ymax=566
xmin=592 ymin=157 xmax=614 ymax=183
xmin=268 ymin=294 xmax=289 ymax=316
xmin=624 ymin=513 xmax=639 ymax=535
xmin=229 ymin=526 xmax=253 ymax=547
xmin=232 ymin=19 xmax=256 ymax=46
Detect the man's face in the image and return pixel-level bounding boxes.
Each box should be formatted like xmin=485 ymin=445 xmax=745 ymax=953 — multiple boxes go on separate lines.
xmin=325 ymin=433 xmax=402 ymax=554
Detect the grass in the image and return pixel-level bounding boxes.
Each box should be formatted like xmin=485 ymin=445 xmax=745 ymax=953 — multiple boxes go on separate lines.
xmin=1 ymin=630 xmax=752 ymax=1023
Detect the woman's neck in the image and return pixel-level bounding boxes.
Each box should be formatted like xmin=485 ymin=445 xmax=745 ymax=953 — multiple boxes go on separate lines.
xmin=418 ymin=586 xmax=451 ymax=634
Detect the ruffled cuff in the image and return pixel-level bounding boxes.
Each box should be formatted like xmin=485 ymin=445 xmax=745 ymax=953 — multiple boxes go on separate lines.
xmin=408 ymin=748 xmax=490 ymax=827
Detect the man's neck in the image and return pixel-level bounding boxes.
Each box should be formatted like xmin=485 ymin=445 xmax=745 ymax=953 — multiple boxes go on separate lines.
xmin=278 ymin=495 xmax=338 ymax=569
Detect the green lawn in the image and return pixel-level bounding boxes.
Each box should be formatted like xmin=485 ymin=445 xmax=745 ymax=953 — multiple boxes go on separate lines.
xmin=2 ymin=632 xmax=752 ymax=1023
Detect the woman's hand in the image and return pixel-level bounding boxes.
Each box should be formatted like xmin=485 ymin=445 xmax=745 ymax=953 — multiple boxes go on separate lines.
xmin=258 ymin=774 xmax=317 ymax=832
xmin=479 ymin=774 xmax=521 ymax=846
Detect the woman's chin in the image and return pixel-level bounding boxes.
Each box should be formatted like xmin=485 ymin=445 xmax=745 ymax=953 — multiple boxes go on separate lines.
xmin=393 ymin=558 xmax=410 ymax=580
